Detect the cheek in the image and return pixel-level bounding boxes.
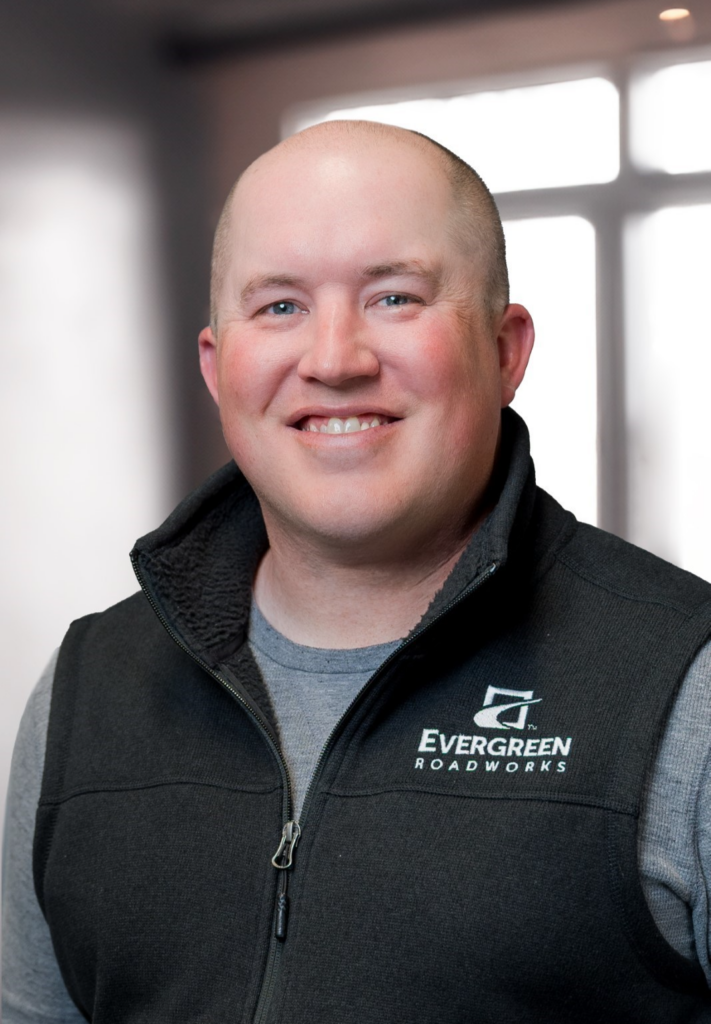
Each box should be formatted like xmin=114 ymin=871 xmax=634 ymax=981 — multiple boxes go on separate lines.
xmin=216 ymin=337 xmax=285 ymax=418
xmin=213 ymin=340 xmax=293 ymax=471
xmin=401 ymin=326 xmax=501 ymax=476
xmin=402 ymin=325 xmax=498 ymax=412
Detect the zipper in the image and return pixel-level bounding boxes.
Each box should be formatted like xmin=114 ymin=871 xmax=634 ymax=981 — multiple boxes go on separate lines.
xmin=271 ymin=821 xmax=301 ymax=940
xmin=132 ymin=549 xmax=498 ymax=1023
xmin=130 ymin=553 xmax=294 ymax=1024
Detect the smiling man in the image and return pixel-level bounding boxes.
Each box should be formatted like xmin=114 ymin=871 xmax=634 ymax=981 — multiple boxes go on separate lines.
xmin=5 ymin=121 xmax=711 ymax=1023
xmin=198 ymin=122 xmax=532 ymax=650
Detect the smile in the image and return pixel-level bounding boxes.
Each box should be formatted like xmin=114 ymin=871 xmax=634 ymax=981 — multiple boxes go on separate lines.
xmin=297 ymin=414 xmax=396 ymax=434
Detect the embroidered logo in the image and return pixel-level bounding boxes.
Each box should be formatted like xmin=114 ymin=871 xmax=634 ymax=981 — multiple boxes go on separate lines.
xmin=413 ymin=685 xmax=572 ymax=777
xmin=472 ymin=686 xmax=542 ymax=731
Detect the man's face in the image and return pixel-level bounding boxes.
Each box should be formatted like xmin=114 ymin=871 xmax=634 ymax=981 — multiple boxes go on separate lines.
xmin=200 ymin=132 xmax=529 ymax=562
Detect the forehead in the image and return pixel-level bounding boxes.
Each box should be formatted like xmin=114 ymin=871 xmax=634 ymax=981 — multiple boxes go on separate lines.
xmin=227 ymin=136 xmax=460 ymax=277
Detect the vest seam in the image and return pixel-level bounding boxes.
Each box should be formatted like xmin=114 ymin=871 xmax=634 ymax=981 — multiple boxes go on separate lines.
xmin=320 ymin=786 xmax=637 ymax=814
xmin=38 ymin=778 xmax=281 ymax=806
xmin=555 ymin=552 xmax=707 ymax=617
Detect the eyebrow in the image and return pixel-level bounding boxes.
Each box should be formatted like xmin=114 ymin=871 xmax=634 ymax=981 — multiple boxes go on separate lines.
xmin=240 ymin=274 xmax=306 ymax=305
xmin=360 ymin=260 xmax=442 ymax=288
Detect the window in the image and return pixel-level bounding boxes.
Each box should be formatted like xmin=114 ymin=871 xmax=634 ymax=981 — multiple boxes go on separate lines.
xmin=311 ymin=77 xmax=619 ymax=193
xmin=631 ymin=59 xmax=711 ymax=173
xmin=288 ymin=54 xmax=711 ymax=579
xmin=625 ymin=203 xmax=711 ymax=580
xmin=503 ymin=216 xmax=597 ymax=526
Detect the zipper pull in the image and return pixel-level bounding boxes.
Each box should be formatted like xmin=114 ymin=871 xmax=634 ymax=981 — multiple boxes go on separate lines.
xmin=271 ymin=820 xmax=301 ymax=869
xmin=271 ymin=821 xmax=301 ymax=941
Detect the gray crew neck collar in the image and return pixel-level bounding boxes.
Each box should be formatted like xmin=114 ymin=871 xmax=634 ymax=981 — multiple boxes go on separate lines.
xmin=248 ymin=601 xmax=402 ymax=673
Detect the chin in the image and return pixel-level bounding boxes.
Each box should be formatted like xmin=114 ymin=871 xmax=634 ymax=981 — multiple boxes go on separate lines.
xmin=267 ymin=491 xmax=404 ymax=554
xmin=301 ymin=507 xmax=395 ymax=547
xmin=311 ymin=519 xmax=391 ymax=550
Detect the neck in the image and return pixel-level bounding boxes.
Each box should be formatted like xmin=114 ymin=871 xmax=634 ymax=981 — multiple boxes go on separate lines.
xmin=252 ymin=520 xmax=478 ymax=649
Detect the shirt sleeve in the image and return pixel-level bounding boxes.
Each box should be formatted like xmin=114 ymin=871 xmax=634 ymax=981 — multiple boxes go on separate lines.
xmin=1 ymin=651 xmax=86 ymax=1024
xmin=639 ymin=637 xmax=711 ymax=983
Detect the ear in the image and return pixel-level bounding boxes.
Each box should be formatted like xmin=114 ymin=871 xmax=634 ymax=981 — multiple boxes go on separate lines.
xmin=198 ymin=326 xmax=220 ymax=406
xmin=495 ymin=303 xmax=535 ymax=409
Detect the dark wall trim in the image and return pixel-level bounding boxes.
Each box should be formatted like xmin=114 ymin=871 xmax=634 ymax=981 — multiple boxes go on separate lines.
xmin=160 ymin=0 xmax=585 ymax=66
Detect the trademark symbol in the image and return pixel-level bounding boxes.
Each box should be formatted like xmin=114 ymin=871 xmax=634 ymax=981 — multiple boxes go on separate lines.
xmin=527 ymin=723 xmax=538 ymax=731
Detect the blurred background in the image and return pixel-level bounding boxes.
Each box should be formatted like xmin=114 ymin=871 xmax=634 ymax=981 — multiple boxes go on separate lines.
xmin=2 ymin=0 xmax=711 ymax=840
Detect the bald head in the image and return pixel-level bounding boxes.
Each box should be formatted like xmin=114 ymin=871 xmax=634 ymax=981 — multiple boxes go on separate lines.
xmin=210 ymin=121 xmax=509 ymax=332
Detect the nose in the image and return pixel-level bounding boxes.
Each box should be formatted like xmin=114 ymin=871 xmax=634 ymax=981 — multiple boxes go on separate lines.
xmin=297 ymin=300 xmax=380 ymax=386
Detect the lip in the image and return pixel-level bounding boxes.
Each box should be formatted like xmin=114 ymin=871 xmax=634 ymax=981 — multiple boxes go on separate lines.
xmin=287 ymin=406 xmax=401 ymax=429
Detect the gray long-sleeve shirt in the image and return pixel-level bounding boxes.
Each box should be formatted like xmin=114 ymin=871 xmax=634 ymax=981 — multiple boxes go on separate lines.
xmin=3 ymin=606 xmax=711 ymax=1021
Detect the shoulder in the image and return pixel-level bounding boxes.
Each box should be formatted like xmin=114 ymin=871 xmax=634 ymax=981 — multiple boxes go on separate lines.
xmin=7 ymin=650 xmax=59 ymax=812
xmin=536 ymin=489 xmax=711 ymax=620
xmin=25 ymin=649 xmax=59 ymax=742
xmin=69 ymin=590 xmax=159 ymax=632
xmin=57 ymin=591 xmax=168 ymax=661
xmin=50 ymin=591 xmax=181 ymax=738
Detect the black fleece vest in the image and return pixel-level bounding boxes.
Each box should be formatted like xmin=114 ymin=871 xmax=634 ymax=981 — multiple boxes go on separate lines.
xmin=35 ymin=458 xmax=711 ymax=1023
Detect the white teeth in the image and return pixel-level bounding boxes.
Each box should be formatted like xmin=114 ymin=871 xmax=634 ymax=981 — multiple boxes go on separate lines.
xmin=305 ymin=415 xmax=387 ymax=433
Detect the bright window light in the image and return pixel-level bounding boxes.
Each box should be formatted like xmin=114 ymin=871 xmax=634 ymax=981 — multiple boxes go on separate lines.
xmin=504 ymin=217 xmax=597 ymax=525
xmin=625 ymin=204 xmax=711 ymax=580
xmin=295 ymin=78 xmax=619 ymax=193
xmin=0 ymin=119 xmax=171 ymax=829
xmin=631 ymin=61 xmax=711 ymax=174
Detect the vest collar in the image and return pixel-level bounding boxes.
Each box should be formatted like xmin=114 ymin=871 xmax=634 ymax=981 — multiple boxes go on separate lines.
xmin=131 ymin=408 xmax=535 ymax=668
xmin=415 ymin=408 xmax=535 ymax=631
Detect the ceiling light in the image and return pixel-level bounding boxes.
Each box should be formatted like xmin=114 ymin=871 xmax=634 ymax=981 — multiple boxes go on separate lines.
xmin=659 ymin=8 xmax=691 ymax=20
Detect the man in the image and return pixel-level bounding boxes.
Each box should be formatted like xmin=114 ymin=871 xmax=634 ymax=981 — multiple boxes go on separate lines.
xmin=4 ymin=120 xmax=711 ymax=1022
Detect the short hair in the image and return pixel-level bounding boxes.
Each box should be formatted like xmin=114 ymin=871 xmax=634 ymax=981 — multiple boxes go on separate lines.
xmin=210 ymin=176 xmax=241 ymax=332
xmin=209 ymin=124 xmax=509 ymax=332
xmin=410 ymin=132 xmax=509 ymax=320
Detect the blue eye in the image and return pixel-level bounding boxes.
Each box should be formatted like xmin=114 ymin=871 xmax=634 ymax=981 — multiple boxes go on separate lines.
xmin=381 ymin=294 xmax=412 ymax=306
xmin=267 ymin=301 xmax=299 ymax=315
